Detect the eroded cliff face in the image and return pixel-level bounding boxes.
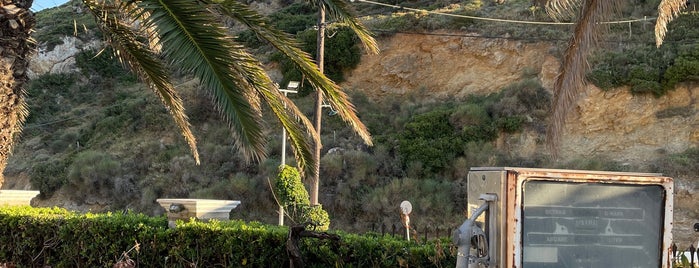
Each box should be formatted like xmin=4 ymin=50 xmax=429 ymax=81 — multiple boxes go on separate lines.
xmin=28 ymin=36 xmax=101 ymax=78
xmin=562 ymin=84 xmax=699 ymax=163
xmin=342 ymin=31 xmax=699 ymax=169
xmin=343 ymin=31 xmax=554 ymax=100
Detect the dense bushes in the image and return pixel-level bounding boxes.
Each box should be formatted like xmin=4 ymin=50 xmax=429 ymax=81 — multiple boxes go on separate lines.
xmin=588 ymin=13 xmax=699 ymax=96
xmin=0 ymin=206 xmax=455 ymax=267
xmin=25 ymin=73 xmax=77 ymax=124
xmin=394 ymin=79 xmax=550 ymax=176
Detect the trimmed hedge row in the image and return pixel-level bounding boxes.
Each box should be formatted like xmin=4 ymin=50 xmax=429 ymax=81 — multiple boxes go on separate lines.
xmin=0 ymin=206 xmax=455 ymax=267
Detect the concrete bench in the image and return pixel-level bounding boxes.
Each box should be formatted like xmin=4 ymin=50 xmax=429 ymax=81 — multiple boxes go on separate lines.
xmin=156 ymin=198 xmax=241 ymax=228
xmin=0 ymin=190 xmax=40 ymax=206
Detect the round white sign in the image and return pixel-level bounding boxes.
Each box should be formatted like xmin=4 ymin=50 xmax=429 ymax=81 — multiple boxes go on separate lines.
xmin=400 ymin=200 xmax=412 ymax=215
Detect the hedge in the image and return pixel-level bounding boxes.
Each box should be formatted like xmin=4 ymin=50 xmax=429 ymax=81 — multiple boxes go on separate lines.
xmin=0 ymin=206 xmax=455 ymax=267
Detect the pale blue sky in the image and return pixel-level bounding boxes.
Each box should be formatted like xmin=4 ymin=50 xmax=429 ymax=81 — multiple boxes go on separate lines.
xmin=32 ymin=0 xmax=69 ymax=11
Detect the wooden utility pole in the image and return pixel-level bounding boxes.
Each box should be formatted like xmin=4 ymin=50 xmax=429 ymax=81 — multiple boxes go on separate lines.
xmin=310 ymin=5 xmax=326 ymax=205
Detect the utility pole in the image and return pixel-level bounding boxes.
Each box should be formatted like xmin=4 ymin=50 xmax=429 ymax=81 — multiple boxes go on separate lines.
xmin=310 ymin=4 xmax=326 ymax=206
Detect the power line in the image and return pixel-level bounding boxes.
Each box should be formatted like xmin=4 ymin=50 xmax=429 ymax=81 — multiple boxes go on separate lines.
xmin=371 ymin=29 xmax=699 ymax=46
xmin=371 ymin=29 xmax=569 ymax=42
xmin=354 ymin=0 xmax=656 ymax=25
xmin=25 ymin=117 xmax=78 ymax=128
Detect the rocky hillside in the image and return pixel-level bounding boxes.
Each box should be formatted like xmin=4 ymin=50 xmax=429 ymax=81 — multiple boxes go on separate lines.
xmin=5 ymin=0 xmax=699 ymax=244
xmin=344 ymin=30 xmax=699 ymax=239
xmin=344 ymin=30 xmax=699 ymax=168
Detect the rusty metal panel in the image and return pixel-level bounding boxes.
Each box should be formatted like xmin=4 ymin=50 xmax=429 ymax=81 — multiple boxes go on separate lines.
xmin=468 ymin=170 xmax=507 ymax=268
xmin=468 ymin=167 xmax=673 ymax=268
xmin=506 ymin=170 xmax=520 ymax=268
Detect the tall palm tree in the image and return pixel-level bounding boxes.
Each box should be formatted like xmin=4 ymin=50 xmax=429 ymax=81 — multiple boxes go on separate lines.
xmin=0 ymin=0 xmax=373 ymax=189
xmin=0 ymin=1 xmax=35 ymax=187
xmin=544 ymin=0 xmax=688 ymax=154
xmin=307 ymin=0 xmax=379 ymax=205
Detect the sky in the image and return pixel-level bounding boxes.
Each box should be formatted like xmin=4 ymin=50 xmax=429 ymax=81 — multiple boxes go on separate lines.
xmin=32 ymin=0 xmax=69 ymax=12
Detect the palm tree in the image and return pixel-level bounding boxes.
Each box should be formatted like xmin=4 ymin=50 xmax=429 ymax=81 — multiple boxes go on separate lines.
xmin=545 ymin=0 xmax=688 ymax=154
xmin=0 ymin=1 xmax=35 ymax=188
xmin=0 ymin=0 xmax=372 ymax=189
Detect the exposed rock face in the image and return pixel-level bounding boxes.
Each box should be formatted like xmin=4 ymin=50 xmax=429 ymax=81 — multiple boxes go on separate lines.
xmin=343 ymin=31 xmax=699 ymax=168
xmin=28 ymin=36 xmax=102 ymax=78
xmin=562 ymin=84 xmax=699 ymax=164
xmin=343 ymin=31 xmax=554 ymax=101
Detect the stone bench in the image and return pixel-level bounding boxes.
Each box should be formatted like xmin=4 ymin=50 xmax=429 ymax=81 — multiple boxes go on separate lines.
xmin=0 ymin=190 xmax=40 ymax=206
xmin=156 ymin=198 xmax=241 ymax=228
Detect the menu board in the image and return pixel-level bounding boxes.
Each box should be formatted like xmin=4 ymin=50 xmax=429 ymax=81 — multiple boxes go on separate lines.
xmin=522 ymin=181 xmax=665 ymax=268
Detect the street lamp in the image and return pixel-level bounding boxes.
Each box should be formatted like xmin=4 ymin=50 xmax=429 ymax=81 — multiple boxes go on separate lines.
xmin=278 ymin=81 xmax=299 ymax=226
xmin=280 ymin=81 xmax=299 ymax=166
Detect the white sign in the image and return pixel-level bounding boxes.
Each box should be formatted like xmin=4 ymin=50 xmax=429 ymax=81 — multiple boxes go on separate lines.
xmin=400 ymin=200 xmax=412 ymax=215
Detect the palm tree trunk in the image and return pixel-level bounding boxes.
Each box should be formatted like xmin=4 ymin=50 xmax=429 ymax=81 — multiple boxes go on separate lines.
xmin=310 ymin=5 xmax=326 ymax=205
xmin=0 ymin=1 xmax=35 ymax=188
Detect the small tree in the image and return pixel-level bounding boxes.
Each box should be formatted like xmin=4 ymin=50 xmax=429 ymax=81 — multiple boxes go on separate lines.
xmin=275 ymin=165 xmax=329 ymax=230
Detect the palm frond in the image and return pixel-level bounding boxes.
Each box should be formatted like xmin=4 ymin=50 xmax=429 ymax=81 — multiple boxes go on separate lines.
xmin=545 ymin=0 xmax=581 ymax=21
xmin=548 ymin=0 xmax=623 ymax=155
xmin=655 ymin=0 xmax=687 ymax=47
xmin=215 ymin=0 xmax=373 ymax=147
xmin=320 ymin=0 xmax=379 ymax=55
xmin=82 ymin=0 xmax=201 ymax=164
xmin=257 ymin=84 xmax=316 ymax=173
xmin=137 ymin=0 xmax=272 ymax=162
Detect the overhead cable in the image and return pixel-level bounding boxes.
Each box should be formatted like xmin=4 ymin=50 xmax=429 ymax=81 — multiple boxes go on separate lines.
xmin=354 ymin=0 xmax=656 ymax=25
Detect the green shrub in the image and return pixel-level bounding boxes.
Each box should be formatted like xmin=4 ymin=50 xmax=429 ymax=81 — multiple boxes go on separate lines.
xmin=268 ymin=2 xmax=316 ymax=34
xmin=399 ymin=107 xmax=464 ymax=175
xmin=0 ymin=206 xmax=455 ymax=267
xmin=630 ymin=78 xmax=664 ymax=96
xmin=588 ymin=69 xmax=621 ymax=90
xmin=361 ymin=178 xmax=458 ymax=227
xmin=30 ymin=158 xmax=70 ymax=198
xmin=67 ymin=150 xmax=123 ymax=202
xmin=320 ymin=153 xmax=344 ymax=181
xmin=275 ymin=165 xmax=310 ymax=207
xmin=25 ymin=73 xmax=77 ymax=123
xmin=75 ymin=48 xmax=136 ymax=83
xmin=343 ymin=150 xmax=379 ymax=187
xmin=303 ymin=205 xmax=331 ymax=231
xmin=588 ymin=14 xmax=699 ymax=97
xmin=651 ymin=147 xmax=699 ymax=177
xmin=275 ymin=165 xmax=330 ymax=230
xmin=663 ymin=47 xmax=699 ymax=90
xmin=495 ymin=116 xmax=524 ymax=133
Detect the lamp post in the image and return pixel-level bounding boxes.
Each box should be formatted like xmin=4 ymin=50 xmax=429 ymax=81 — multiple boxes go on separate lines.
xmin=278 ymin=81 xmax=299 ymax=226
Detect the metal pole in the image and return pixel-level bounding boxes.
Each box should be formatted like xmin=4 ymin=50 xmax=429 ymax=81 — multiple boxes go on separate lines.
xmin=278 ymin=82 xmax=298 ymax=226
xmin=310 ymin=4 xmax=326 ymax=206
xmin=281 ymin=125 xmax=287 ymax=166
xmin=406 ymin=218 xmax=410 ymax=242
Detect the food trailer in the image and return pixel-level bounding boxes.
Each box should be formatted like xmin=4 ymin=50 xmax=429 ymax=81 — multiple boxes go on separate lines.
xmin=454 ymin=167 xmax=674 ymax=268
